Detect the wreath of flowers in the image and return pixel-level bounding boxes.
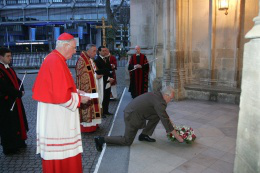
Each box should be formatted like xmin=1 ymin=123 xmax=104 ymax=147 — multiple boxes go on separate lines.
xmin=167 ymin=126 xmax=196 ymax=144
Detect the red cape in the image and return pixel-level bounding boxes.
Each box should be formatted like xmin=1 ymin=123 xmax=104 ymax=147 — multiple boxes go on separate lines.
xmin=32 ymin=50 xmax=77 ymax=104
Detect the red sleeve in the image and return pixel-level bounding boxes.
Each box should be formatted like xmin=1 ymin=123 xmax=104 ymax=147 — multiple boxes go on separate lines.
xmin=77 ymin=94 xmax=81 ymax=108
xmin=32 ymin=51 xmax=76 ymax=103
xmin=110 ymin=56 xmax=117 ymax=68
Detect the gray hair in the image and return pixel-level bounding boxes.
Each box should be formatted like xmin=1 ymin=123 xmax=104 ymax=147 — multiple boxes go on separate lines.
xmin=86 ymin=44 xmax=96 ymax=51
xmin=161 ymin=85 xmax=174 ymax=96
xmin=55 ymin=39 xmax=74 ymax=49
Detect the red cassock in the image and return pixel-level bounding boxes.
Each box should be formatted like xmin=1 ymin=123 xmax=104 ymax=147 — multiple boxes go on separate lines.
xmin=128 ymin=53 xmax=149 ymax=98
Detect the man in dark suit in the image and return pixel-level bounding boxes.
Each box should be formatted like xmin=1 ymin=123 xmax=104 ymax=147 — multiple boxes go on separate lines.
xmin=94 ymin=46 xmax=114 ymax=118
xmin=94 ymin=86 xmax=183 ymax=151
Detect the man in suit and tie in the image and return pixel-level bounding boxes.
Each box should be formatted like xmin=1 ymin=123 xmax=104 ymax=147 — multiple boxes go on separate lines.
xmin=94 ymin=85 xmax=184 ymax=151
xmin=94 ymin=46 xmax=114 ymax=118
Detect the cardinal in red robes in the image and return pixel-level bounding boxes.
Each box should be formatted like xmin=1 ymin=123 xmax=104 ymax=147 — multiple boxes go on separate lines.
xmin=32 ymin=33 xmax=91 ymax=173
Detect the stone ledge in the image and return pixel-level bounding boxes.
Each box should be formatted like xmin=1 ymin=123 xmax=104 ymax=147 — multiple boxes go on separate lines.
xmin=184 ymin=84 xmax=241 ymax=104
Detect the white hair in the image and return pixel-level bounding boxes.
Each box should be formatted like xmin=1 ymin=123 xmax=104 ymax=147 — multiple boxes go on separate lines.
xmin=161 ymin=85 xmax=174 ymax=96
xmin=55 ymin=39 xmax=74 ymax=49
xmin=86 ymin=44 xmax=96 ymax=51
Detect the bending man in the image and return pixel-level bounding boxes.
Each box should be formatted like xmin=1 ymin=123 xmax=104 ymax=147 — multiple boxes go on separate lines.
xmin=94 ymin=85 xmax=183 ymax=151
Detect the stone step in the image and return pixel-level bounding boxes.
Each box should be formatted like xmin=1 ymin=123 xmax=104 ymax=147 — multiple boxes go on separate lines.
xmin=184 ymin=84 xmax=240 ymax=104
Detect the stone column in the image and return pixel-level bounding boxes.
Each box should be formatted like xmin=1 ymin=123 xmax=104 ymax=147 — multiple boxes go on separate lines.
xmin=152 ymin=0 xmax=164 ymax=92
xmin=234 ymin=1 xmax=260 ymax=173
xmin=162 ymin=0 xmax=172 ymax=87
xmin=127 ymin=0 xmax=155 ymax=88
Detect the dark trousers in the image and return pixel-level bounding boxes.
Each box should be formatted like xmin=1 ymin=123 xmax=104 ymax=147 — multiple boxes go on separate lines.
xmin=103 ymin=87 xmax=111 ymax=114
xmin=104 ymin=112 xmax=160 ymax=146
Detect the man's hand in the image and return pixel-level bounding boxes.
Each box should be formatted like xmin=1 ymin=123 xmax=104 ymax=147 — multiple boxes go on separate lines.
xmin=109 ymin=78 xmax=114 ymax=83
xmin=77 ymin=89 xmax=85 ymax=95
xmin=81 ymin=95 xmax=91 ymax=104
xmin=171 ymin=129 xmax=184 ymax=143
xmin=134 ymin=64 xmax=142 ymax=69
xmin=96 ymin=74 xmax=103 ymax=79
xmin=78 ymin=90 xmax=92 ymax=103
xmin=111 ymin=64 xmax=115 ymax=69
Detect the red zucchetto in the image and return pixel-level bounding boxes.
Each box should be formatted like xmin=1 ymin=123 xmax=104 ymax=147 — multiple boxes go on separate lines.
xmin=57 ymin=33 xmax=74 ymax=40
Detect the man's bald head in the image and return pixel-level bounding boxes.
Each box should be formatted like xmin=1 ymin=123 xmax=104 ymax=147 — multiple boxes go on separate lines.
xmin=135 ymin=45 xmax=141 ymax=54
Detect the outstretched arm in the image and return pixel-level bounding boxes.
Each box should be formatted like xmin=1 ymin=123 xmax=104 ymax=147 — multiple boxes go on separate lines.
xmin=155 ymin=102 xmax=183 ymax=143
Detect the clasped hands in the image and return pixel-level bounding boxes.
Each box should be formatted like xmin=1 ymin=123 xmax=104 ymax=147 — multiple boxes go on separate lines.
xmin=134 ymin=64 xmax=142 ymax=69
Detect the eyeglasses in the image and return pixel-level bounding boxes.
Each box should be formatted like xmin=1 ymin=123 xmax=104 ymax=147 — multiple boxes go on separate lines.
xmin=67 ymin=43 xmax=77 ymax=50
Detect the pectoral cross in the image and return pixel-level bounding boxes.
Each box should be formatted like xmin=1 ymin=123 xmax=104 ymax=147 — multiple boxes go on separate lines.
xmin=95 ymin=17 xmax=112 ymax=47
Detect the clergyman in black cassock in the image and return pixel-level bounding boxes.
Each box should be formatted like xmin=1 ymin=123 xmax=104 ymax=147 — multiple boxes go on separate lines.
xmin=0 ymin=47 xmax=28 ymax=155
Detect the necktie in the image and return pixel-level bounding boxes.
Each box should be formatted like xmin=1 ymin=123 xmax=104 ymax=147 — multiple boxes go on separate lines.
xmin=104 ymin=57 xmax=108 ymax=63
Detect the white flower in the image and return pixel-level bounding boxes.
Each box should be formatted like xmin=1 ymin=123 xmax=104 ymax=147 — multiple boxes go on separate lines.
xmin=187 ymin=135 xmax=192 ymax=141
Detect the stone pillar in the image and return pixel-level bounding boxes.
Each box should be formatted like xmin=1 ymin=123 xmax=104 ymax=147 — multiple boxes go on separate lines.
xmin=151 ymin=0 xmax=164 ymax=92
xmin=234 ymin=1 xmax=260 ymax=173
xmin=170 ymin=0 xmax=186 ymax=100
xmin=162 ymin=0 xmax=171 ymax=87
xmin=127 ymin=0 xmax=155 ymax=90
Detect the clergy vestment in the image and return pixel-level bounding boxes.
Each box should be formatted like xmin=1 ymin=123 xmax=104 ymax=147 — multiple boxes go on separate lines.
xmin=76 ymin=51 xmax=101 ymax=132
xmin=128 ymin=53 xmax=149 ymax=98
xmin=0 ymin=63 xmax=28 ymax=154
xmin=32 ymin=50 xmax=83 ymax=173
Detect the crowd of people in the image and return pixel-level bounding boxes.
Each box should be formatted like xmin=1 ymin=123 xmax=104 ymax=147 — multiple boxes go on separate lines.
xmin=0 ymin=33 xmax=183 ymax=173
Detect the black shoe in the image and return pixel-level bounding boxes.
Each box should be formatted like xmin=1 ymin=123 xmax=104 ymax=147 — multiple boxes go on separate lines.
xmin=94 ymin=136 xmax=104 ymax=152
xmin=104 ymin=112 xmax=113 ymax=116
xmin=138 ymin=134 xmax=156 ymax=142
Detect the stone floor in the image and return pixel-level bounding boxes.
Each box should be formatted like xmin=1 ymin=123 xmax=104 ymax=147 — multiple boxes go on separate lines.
xmin=94 ymin=91 xmax=239 ymax=173
xmin=127 ymin=99 xmax=239 ymax=173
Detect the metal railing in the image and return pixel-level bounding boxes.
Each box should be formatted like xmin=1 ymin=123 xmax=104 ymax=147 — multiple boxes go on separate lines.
xmin=11 ymin=53 xmax=79 ymax=68
xmin=11 ymin=53 xmax=127 ymax=68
